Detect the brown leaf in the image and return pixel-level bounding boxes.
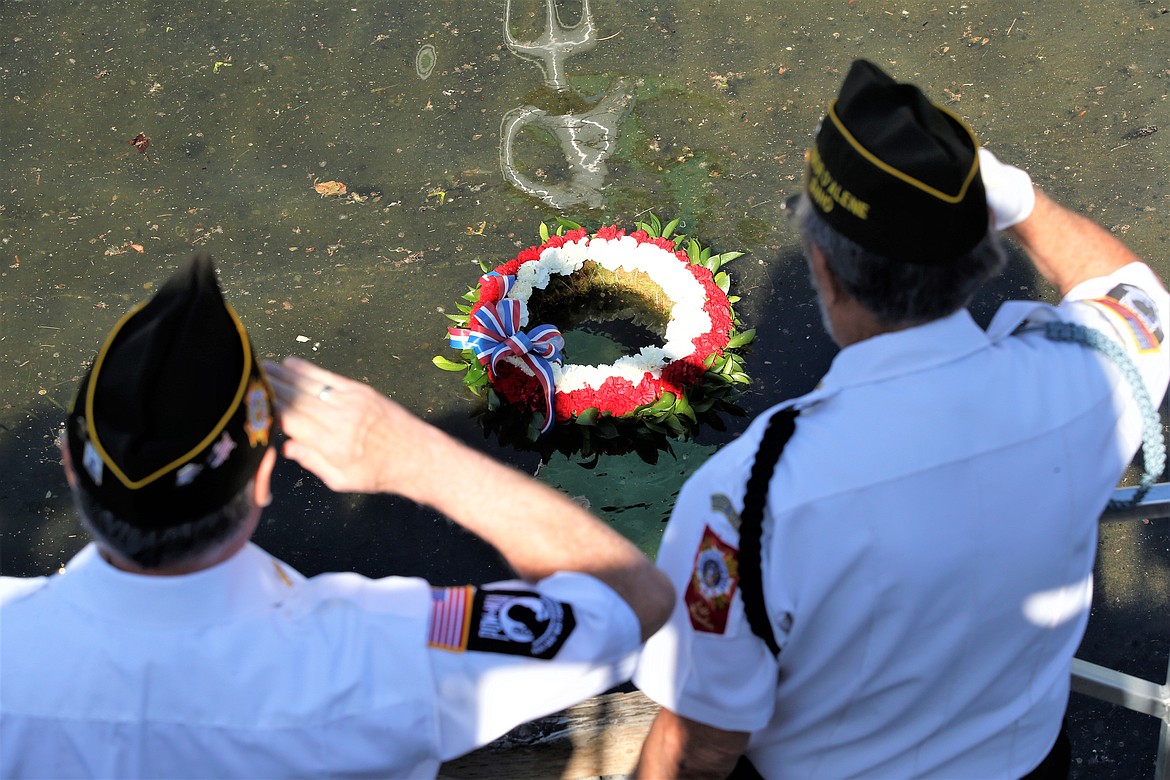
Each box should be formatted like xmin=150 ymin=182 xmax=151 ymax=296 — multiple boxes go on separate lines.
xmin=313 ymin=180 xmax=347 ymax=197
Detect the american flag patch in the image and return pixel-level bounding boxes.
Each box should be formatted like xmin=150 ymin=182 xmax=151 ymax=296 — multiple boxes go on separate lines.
xmin=1087 ymin=284 xmax=1164 ymax=354
xmin=427 ymin=586 xmax=474 ymax=652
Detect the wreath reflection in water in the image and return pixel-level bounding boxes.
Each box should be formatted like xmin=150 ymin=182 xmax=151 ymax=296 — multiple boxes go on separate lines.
xmin=434 ymin=215 xmax=754 ymax=461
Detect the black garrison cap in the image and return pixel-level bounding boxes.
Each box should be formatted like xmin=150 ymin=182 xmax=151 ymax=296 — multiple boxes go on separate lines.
xmin=806 ymin=59 xmax=988 ymax=265
xmin=67 ymin=255 xmax=274 ymax=528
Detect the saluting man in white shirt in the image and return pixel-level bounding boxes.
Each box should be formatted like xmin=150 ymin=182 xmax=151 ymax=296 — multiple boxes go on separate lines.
xmin=0 ymin=253 xmax=673 ymax=779
xmin=633 ymin=59 xmax=1169 ymax=780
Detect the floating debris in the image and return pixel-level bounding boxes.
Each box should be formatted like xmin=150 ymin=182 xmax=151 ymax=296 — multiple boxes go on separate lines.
xmin=128 ymin=133 xmax=150 ymax=154
xmin=1121 ymin=125 xmax=1158 ymax=141
xmin=313 ymin=180 xmax=347 ymax=197
xmin=415 ymin=44 xmax=436 ymax=80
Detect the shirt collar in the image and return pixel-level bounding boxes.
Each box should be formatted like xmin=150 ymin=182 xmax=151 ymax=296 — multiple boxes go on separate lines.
xmin=50 ymin=542 xmax=302 ymax=626
xmin=798 ymin=309 xmax=991 ymax=406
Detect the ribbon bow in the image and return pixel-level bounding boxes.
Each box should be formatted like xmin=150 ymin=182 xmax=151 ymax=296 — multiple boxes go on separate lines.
xmin=449 ymin=274 xmax=564 ymax=433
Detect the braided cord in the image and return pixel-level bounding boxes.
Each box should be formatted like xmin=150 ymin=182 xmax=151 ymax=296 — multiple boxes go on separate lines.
xmin=738 ymin=408 xmax=798 ymax=657
xmin=1043 ymin=321 xmax=1167 ymax=508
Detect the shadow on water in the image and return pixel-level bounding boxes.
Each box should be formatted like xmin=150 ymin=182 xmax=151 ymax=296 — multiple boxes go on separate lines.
xmin=252 ymin=407 xmax=528 ymax=585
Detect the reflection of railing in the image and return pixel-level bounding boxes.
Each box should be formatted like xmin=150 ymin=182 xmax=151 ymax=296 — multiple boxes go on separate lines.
xmin=499 ymin=83 xmax=634 ymax=211
xmin=1073 ymin=482 xmax=1170 ymax=780
xmin=504 ymin=0 xmax=596 ymax=92
xmin=499 ymin=0 xmax=634 ymax=211
xmin=441 ymin=483 xmax=1170 ymax=779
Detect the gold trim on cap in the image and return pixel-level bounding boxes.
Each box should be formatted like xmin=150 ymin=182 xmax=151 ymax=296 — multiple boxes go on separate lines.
xmin=825 ymin=100 xmax=982 ymax=204
xmin=85 ymin=300 xmax=255 ymax=490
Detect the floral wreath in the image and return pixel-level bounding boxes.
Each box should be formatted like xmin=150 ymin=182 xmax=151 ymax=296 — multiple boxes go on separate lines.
xmin=434 ymin=215 xmax=754 ymax=445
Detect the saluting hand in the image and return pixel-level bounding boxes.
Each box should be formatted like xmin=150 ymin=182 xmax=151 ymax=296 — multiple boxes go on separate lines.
xmin=264 ymin=356 xmax=443 ymax=499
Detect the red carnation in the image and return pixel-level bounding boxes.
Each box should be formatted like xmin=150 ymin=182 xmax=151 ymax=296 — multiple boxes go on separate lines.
xmin=492 ymin=361 xmax=545 ymax=411
xmin=594 ymin=225 xmax=625 ymax=241
xmin=477 ymin=276 xmax=505 ymax=306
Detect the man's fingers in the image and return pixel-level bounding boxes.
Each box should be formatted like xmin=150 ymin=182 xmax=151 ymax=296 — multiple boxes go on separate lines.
xmin=278 ymin=356 xmax=347 ymax=391
xmin=266 ymin=371 xmax=341 ymax=452
xmin=265 ymin=357 xmax=350 ymax=402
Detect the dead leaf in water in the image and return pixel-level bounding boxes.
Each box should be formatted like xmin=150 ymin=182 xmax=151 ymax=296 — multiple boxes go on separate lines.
xmin=313 ymin=180 xmax=347 ymax=197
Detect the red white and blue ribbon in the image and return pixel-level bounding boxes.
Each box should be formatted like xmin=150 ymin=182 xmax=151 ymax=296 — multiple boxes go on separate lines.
xmin=449 ymin=274 xmax=565 ymax=433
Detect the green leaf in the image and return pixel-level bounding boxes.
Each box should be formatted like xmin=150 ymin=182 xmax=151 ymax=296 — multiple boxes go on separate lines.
xmin=702 ymin=252 xmax=721 ymax=272
xmin=575 ymin=407 xmax=600 ymax=426
xmin=477 ymin=257 xmax=492 ymax=272
xmin=726 ymin=328 xmax=756 ymax=348
xmin=456 ymin=302 xmax=472 ymax=314
xmin=596 ymin=421 xmax=620 ymax=439
xmin=673 ymin=394 xmax=697 ymax=422
xmin=691 ymin=398 xmax=716 ymax=413
xmin=464 ymin=362 xmax=487 ymax=383
xmin=703 ymin=353 xmax=718 ymax=368
xmin=644 ymin=420 xmax=669 ymax=435
xmin=487 ymin=389 xmax=501 ymax=412
xmin=539 ymin=221 xmax=550 ymax=242
xmin=663 ymin=415 xmax=686 ymax=437
xmin=634 ymin=220 xmax=652 ymax=235
xmin=650 ymin=391 xmax=677 ymax=412
xmin=650 ymin=213 xmax=662 ymax=235
xmin=714 ymin=271 xmax=730 ymax=293
xmin=686 ymin=239 xmax=701 ymax=264
xmin=728 ymin=295 xmax=741 ymax=303
xmin=716 ymin=250 xmax=745 ymax=266
xmin=555 ymin=216 xmax=582 ymax=231
xmin=444 ymin=313 xmax=468 ymax=323
xmin=432 ymin=355 xmax=469 ymax=371
xmin=729 ymin=371 xmax=752 ymax=384
xmin=462 ymin=289 xmax=479 ymax=301
xmin=661 ymin=217 xmax=679 ymax=239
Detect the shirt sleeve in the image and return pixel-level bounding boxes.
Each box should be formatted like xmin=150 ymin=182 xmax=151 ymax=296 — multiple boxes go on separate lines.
xmin=633 ymin=442 xmax=783 ymax=733
xmin=1060 ymin=261 xmax=1170 ymax=406
xmin=427 ymin=572 xmax=641 ymax=761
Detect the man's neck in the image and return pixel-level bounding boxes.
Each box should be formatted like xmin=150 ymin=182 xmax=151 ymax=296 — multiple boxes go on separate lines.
xmin=830 ymin=297 xmax=917 ymax=348
xmin=98 ymin=533 xmax=251 ymax=577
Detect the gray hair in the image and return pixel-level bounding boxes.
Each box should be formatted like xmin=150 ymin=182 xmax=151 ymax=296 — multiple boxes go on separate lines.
xmin=72 ymin=478 xmax=255 ymax=570
xmin=798 ymin=198 xmax=1006 ymax=325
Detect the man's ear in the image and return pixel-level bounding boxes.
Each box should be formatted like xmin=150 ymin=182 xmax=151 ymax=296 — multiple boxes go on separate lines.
xmin=253 ymin=447 xmax=278 ymax=508
xmin=60 ymin=435 xmax=79 ymax=490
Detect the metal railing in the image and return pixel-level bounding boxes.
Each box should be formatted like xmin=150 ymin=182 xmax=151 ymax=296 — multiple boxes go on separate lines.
xmin=1072 ymin=482 xmax=1170 ymax=778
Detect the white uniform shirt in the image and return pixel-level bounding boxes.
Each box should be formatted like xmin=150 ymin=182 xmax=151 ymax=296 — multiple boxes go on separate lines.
xmin=1 ymin=542 xmax=640 ymax=778
xmin=635 ymin=263 xmax=1169 ymax=779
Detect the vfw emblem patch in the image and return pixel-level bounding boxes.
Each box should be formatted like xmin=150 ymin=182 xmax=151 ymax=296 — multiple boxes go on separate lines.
xmin=684 ymin=525 xmax=740 ymax=634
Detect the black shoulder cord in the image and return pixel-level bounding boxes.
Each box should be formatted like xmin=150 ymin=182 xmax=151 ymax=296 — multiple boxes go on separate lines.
xmin=738 ymin=407 xmax=799 ymax=658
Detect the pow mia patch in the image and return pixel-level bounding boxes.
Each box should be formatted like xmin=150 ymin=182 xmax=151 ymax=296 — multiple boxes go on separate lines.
xmin=684 ymin=525 xmax=740 ymax=635
xmin=466 ymin=588 xmax=575 ymax=660
xmin=1088 ymin=283 xmax=1164 ymax=353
